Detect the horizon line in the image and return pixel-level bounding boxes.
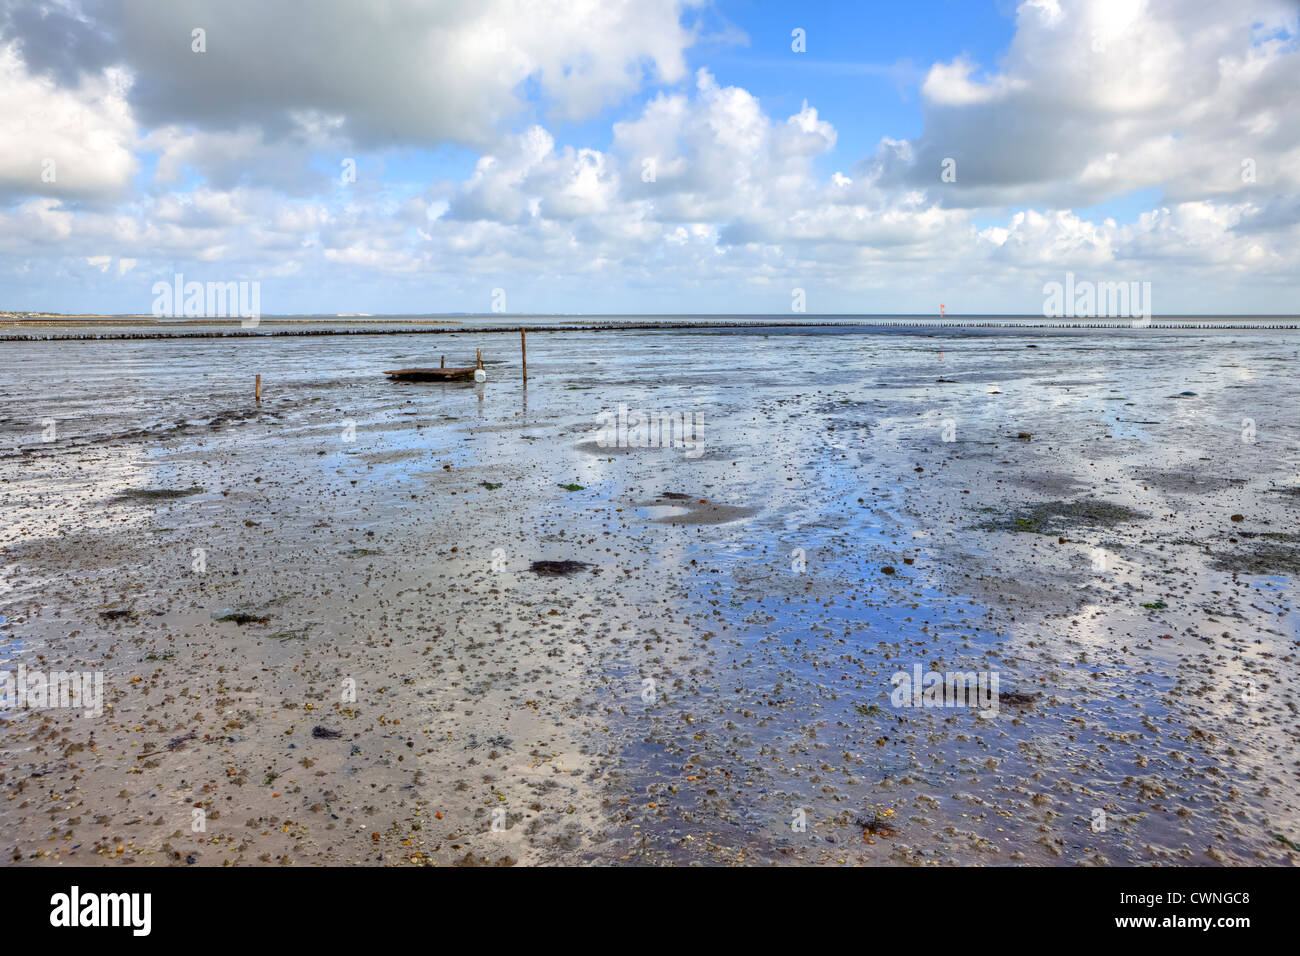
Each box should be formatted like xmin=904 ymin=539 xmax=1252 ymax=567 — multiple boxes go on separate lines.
xmin=5 ymin=312 xmax=1300 ymax=320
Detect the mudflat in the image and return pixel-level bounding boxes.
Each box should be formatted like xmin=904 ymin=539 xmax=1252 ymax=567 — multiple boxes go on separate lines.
xmin=1 ymin=324 xmax=1297 ymax=865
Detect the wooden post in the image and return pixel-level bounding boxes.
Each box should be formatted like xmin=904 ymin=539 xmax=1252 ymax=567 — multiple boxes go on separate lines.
xmin=476 ymin=348 xmax=483 ymax=370
xmin=255 ymin=374 xmax=261 ymax=403
xmin=521 ymin=327 xmax=527 ymax=383
xmin=440 ymin=355 xmax=445 ymax=368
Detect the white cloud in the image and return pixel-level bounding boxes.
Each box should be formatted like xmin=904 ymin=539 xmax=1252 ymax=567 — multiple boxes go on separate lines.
xmin=116 ymin=0 xmax=697 ymax=148
xmin=0 ymin=0 xmax=1297 ymax=315
xmin=611 ymin=70 xmax=836 ymax=223
xmin=887 ymin=0 xmax=1300 ymax=209
xmin=142 ymin=122 xmax=337 ymax=195
xmin=0 ymin=41 xmax=135 ymax=200
xmin=922 ymin=56 xmax=1025 ymax=106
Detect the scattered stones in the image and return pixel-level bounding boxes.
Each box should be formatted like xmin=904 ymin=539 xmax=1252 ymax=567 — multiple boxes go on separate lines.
xmin=3 ymin=324 xmax=1296 ymax=870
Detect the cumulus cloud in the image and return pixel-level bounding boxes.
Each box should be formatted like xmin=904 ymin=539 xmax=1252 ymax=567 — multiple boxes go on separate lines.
xmin=0 ymin=0 xmax=1297 ymax=315
xmin=921 ymin=56 xmax=1025 ymax=105
xmin=141 ymin=122 xmax=338 ymax=195
xmin=0 ymin=39 xmax=136 ymax=200
xmin=0 ymin=0 xmax=119 ymax=86
xmin=612 ymin=70 xmax=836 ymax=221
xmin=113 ymin=0 xmax=696 ymax=148
xmin=893 ymin=0 xmax=1300 ymax=209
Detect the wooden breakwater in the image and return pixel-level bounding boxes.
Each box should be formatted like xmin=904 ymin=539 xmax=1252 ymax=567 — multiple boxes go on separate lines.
xmin=3 ymin=318 xmax=1299 ymax=341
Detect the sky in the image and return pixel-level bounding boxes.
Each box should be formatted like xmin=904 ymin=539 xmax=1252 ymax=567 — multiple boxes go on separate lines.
xmin=1 ymin=0 xmax=1298 ymax=316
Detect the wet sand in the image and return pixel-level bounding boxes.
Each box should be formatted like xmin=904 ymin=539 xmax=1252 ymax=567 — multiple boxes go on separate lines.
xmin=1 ymin=325 xmax=1297 ymax=865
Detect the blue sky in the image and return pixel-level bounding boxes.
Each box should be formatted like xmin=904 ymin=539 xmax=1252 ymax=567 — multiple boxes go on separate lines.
xmin=1 ymin=0 xmax=1297 ymax=315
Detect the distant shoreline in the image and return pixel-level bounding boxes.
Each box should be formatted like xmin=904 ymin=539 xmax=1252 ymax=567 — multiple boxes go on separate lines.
xmin=0 ymin=315 xmax=462 ymax=325
xmin=3 ymin=312 xmax=1299 ymax=322
xmin=4 ymin=316 xmax=1300 ymax=341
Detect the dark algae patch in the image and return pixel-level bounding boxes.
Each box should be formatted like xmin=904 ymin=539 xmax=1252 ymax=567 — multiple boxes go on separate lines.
xmin=999 ymin=691 xmax=1040 ymax=708
xmin=1208 ymin=542 xmax=1300 ymax=576
xmin=112 ymin=486 xmax=204 ymax=502
xmin=451 ymin=852 xmax=517 ymax=867
xmin=215 ymin=611 xmax=271 ymax=625
xmin=974 ymin=498 xmax=1147 ymax=534
xmin=528 ymin=560 xmax=592 ymax=576
xmin=857 ymin=807 xmax=897 ymax=838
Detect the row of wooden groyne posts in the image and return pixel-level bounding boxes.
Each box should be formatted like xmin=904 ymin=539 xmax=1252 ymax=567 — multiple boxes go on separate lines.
xmin=4 ymin=319 xmax=1300 ymax=341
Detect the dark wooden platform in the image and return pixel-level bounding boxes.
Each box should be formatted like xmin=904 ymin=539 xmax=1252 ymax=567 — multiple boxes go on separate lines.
xmin=382 ymin=367 xmax=476 ymax=382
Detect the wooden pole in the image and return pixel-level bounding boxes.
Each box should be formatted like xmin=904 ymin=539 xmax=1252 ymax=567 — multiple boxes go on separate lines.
xmin=255 ymin=374 xmax=261 ymax=403
xmin=440 ymin=355 xmax=445 ymax=368
xmin=476 ymin=348 xmax=483 ymax=370
xmin=521 ymin=327 xmax=527 ymax=383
